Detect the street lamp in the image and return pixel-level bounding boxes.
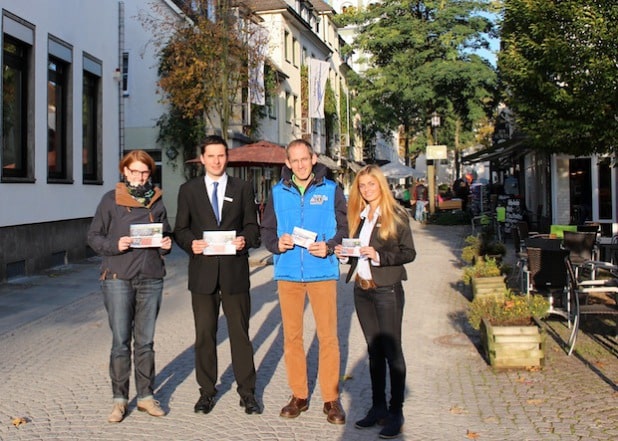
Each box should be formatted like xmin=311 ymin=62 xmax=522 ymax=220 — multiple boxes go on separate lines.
xmin=431 ymin=112 xmax=441 ymax=144
xmin=428 ymin=112 xmax=441 ymax=215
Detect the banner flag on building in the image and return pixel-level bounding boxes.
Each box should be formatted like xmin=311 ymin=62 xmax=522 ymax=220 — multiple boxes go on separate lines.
xmin=309 ymin=58 xmax=329 ymax=119
xmin=249 ymin=58 xmax=265 ymax=105
xmin=249 ymin=24 xmax=268 ymax=106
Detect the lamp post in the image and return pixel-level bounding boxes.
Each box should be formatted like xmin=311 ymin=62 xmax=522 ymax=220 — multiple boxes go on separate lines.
xmin=428 ymin=112 xmax=440 ymax=215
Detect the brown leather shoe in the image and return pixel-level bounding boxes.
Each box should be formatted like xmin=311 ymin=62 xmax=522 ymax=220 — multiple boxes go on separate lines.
xmin=323 ymin=400 xmax=346 ymax=424
xmin=280 ymin=396 xmax=309 ymax=418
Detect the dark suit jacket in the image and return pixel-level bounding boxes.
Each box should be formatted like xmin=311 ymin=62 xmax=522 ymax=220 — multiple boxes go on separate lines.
xmin=174 ymin=175 xmax=260 ymax=294
xmin=345 ymin=214 xmax=416 ymax=287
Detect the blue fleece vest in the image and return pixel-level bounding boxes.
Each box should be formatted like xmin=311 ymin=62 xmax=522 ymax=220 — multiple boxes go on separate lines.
xmin=272 ymin=178 xmax=339 ymax=282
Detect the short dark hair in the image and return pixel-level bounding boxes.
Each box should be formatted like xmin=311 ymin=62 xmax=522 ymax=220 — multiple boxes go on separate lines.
xmin=286 ymin=138 xmax=314 ymax=158
xmin=200 ymin=135 xmax=228 ymax=155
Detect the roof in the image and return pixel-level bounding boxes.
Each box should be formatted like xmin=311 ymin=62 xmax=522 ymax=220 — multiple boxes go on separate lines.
xmin=185 ymin=140 xmax=287 ymax=166
xmin=227 ymin=140 xmax=287 ymax=166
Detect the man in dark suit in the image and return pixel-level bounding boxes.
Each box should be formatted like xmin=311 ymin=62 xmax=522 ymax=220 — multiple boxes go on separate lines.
xmin=174 ymin=135 xmax=261 ymax=415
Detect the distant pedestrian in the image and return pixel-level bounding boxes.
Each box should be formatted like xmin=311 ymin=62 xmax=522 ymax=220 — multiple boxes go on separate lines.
xmin=174 ymin=135 xmax=262 ymax=416
xmin=335 ymin=164 xmax=416 ymax=439
xmin=413 ymin=179 xmax=428 ymax=221
xmin=261 ymin=139 xmax=348 ymax=425
xmin=87 ymin=150 xmax=172 ymax=423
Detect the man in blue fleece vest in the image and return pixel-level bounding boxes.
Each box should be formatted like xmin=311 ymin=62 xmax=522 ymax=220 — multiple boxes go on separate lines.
xmin=261 ymin=139 xmax=348 ymax=424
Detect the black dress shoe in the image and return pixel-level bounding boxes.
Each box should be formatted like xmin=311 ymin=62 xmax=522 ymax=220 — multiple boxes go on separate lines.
xmin=354 ymin=406 xmax=389 ymax=429
xmin=239 ymin=395 xmax=262 ymax=414
xmin=194 ymin=395 xmax=215 ymax=414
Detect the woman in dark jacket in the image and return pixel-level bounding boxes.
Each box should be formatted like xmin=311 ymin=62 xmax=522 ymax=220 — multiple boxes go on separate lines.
xmin=336 ymin=165 xmax=416 ymax=439
xmin=88 ymin=150 xmax=172 ymax=423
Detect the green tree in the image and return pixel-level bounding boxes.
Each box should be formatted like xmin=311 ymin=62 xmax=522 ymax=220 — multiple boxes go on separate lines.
xmin=499 ymin=0 xmax=618 ymax=155
xmin=337 ymin=0 xmax=499 ymax=163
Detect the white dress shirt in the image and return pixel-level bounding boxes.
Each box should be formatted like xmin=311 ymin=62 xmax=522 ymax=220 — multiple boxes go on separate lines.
xmin=357 ymin=205 xmax=380 ymax=280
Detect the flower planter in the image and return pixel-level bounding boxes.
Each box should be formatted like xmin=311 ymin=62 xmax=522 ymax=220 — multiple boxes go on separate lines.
xmin=480 ymin=318 xmax=544 ymax=369
xmin=471 ymin=276 xmax=506 ymax=299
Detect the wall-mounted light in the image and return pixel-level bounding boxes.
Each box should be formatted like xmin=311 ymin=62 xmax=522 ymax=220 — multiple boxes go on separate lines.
xmin=113 ymin=68 xmax=122 ymax=82
xmin=165 ymin=147 xmax=179 ymax=160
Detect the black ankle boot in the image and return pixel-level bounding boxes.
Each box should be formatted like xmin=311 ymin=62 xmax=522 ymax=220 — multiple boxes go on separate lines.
xmin=379 ymin=411 xmax=404 ymax=439
xmin=354 ymin=406 xmax=389 ymax=429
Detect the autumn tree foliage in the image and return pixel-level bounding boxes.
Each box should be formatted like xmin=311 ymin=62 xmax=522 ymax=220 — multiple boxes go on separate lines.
xmin=141 ymin=0 xmax=268 ymax=160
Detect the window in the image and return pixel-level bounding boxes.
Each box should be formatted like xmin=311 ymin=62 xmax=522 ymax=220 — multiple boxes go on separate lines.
xmin=83 ymin=54 xmax=102 ymax=183
xmin=285 ymin=92 xmax=292 ymax=123
xmin=292 ymin=37 xmax=298 ymax=67
xmin=2 ymin=14 xmax=34 ymax=182
xmin=122 ymin=52 xmax=129 ymax=95
xmin=267 ymin=93 xmax=277 ymax=119
xmin=293 ymin=95 xmax=298 ymax=126
xmin=284 ymin=31 xmax=290 ymax=62
xmin=47 ymin=37 xmax=73 ymax=182
xmin=597 ymin=157 xmax=612 ymax=220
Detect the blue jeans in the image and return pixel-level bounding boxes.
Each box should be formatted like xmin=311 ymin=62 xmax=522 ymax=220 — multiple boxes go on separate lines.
xmin=415 ymin=201 xmax=427 ymax=221
xmin=102 ymin=277 xmax=163 ymax=400
xmin=354 ymin=282 xmax=406 ymax=412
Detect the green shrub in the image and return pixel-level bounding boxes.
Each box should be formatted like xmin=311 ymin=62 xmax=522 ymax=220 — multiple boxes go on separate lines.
xmin=467 ymin=290 xmax=550 ymax=330
xmin=462 ymin=257 xmax=502 ymax=285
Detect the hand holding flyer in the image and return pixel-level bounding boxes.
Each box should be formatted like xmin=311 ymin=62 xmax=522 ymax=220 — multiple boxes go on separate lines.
xmin=130 ymin=223 xmax=163 ymax=248
xmin=203 ymin=230 xmax=237 ymax=255
xmin=292 ymin=226 xmax=317 ymax=248
xmin=340 ymin=238 xmax=362 ymax=257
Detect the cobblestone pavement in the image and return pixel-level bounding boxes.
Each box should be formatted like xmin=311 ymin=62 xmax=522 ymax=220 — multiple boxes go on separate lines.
xmin=0 ymin=223 xmax=616 ymax=441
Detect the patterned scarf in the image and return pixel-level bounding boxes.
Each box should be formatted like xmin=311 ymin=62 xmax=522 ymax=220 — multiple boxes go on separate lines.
xmin=125 ymin=179 xmax=155 ymax=206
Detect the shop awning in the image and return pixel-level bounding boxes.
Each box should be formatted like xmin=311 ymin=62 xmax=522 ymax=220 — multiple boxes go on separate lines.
xmin=347 ymin=161 xmax=364 ymax=173
xmin=380 ymin=161 xmax=423 ymax=179
xmin=462 ymin=138 xmax=528 ymax=168
xmin=317 ymin=154 xmax=341 ymax=171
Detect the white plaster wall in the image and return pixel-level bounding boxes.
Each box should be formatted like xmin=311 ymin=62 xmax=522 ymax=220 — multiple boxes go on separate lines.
xmin=552 ymin=155 xmax=572 ymax=224
xmin=0 ymin=0 xmax=120 ymax=227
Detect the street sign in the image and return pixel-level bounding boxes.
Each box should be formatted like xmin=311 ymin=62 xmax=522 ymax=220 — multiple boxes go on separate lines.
xmin=426 ymin=144 xmax=448 ymax=160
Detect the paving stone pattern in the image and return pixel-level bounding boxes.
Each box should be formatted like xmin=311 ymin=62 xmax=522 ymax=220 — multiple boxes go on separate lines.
xmin=0 ymin=224 xmax=616 ymax=440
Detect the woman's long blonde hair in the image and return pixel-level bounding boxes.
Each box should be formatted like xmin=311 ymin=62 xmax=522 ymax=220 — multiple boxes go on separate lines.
xmin=347 ymin=164 xmax=408 ymax=240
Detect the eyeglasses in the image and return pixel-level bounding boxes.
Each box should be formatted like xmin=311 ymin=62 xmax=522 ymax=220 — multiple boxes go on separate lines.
xmin=127 ymin=168 xmax=151 ymax=178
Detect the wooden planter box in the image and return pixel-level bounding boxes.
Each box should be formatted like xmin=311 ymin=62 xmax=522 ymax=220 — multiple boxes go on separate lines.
xmin=480 ymin=318 xmax=544 ymax=369
xmin=471 ymin=276 xmax=506 ymax=299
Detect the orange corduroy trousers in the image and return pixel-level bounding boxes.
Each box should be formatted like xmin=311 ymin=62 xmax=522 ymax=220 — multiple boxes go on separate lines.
xmin=277 ymin=280 xmax=340 ymax=403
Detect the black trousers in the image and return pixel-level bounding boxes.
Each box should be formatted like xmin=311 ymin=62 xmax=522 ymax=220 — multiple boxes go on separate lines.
xmin=354 ymin=282 xmax=406 ymax=412
xmin=191 ymin=289 xmax=256 ymax=398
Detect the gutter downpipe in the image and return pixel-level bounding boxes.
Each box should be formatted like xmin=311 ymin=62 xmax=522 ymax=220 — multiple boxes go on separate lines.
xmin=118 ymin=1 xmax=125 ymax=163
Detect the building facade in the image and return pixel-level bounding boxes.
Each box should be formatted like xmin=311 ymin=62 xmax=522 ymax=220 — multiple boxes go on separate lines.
xmin=0 ymin=0 xmax=120 ymax=281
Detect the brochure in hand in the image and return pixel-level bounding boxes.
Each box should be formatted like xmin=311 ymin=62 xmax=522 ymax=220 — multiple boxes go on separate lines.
xmin=130 ymin=223 xmax=163 ymax=248
xmin=340 ymin=238 xmax=362 ymax=257
xmin=292 ymin=226 xmax=317 ymax=248
xmin=203 ymin=230 xmax=237 ymax=255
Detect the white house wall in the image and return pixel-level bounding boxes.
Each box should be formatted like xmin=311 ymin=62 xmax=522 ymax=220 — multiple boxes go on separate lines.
xmin=122 ymin=0 xmax=184 ymax=226
xmin=551 ymin=154 xmax=572 ymax=225
xmin=0 ymin=0 xmax=120 ymax=227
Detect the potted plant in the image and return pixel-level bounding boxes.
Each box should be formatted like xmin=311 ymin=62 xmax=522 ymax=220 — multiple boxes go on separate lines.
xmin=461 ymin=234 xmax=482 ymax=264
xmin=467 ymin=290 xmax=550 ymax=369
xmin=462 ymin=257 xmax=505 ymax=299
